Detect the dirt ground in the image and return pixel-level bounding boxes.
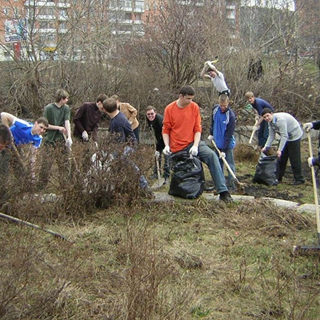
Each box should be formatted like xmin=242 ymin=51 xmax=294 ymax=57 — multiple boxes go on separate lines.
xmin=203 ymin=140 xmax=316 ymax=204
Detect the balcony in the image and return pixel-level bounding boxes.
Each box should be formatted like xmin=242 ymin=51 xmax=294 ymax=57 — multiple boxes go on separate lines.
xmin=25 ymin=0 xmax=70 ymax=7
xmin=57 ymin=2 xmax=71 ymax=8
xmin=37 ymin=15 xmax=56 ymax=20
xmin=34 ymin=28 xmax=56 ymax=33
xmin=25 ymin=1 xmax=55 ymax=7
xmin=108 ymin=6 xmax=144 ymax=13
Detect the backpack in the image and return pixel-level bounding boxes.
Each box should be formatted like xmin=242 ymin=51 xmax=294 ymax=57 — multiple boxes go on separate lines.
xmin=169 ymin=151 xmax=205 ymax=199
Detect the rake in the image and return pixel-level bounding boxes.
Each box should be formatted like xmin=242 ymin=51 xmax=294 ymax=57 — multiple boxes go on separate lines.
xmin=293 ymin=132 xmax=320 ymax=254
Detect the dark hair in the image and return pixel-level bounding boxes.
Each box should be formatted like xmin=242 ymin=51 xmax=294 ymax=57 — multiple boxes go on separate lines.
xmin=103 ymin=98 xmax=118 ymax=113
xmin=55 ymin=89 xmax=69 ymax=103
xmin=261 ymin=108 xmax=273 ymax=116
xmin=96 ymin=94 xmax=108 ymax=103
xmin=36 ymin=117 xmax=49 ymax=127
xmin=146 ymin=105 xmax=156 ymax=112
xmin=0 ymin=124 xmax=12 ymax=145
xmin=179 ymin=85 xmax=195 ymax=96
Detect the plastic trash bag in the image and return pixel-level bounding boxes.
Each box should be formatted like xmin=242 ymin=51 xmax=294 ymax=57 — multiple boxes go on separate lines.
xmin=252 ymin=153 xmax=278 ymax=186
xmin=169 ymin=151 xmax=205 ymax=199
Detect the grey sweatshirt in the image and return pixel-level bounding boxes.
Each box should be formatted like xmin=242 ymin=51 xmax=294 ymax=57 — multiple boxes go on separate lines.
xmin=265 ymin=112 xmax=303 ymax=151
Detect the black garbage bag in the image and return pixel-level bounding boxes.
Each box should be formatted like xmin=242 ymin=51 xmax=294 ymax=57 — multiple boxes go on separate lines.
xmin=169 ymin=151 xmax=205 ymax=199
xmin=252 ymin=154 xmax=278 ymax=186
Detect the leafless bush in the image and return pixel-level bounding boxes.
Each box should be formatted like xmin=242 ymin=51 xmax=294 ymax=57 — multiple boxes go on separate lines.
xmin=0 ymin=135 xmax=154 ymax=222
xmin=109 ymin=222 xmax=197 ymax=320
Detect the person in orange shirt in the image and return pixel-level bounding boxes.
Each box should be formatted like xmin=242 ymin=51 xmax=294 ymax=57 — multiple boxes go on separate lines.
xmin=162 ymin=85 xmax=233 ymax=202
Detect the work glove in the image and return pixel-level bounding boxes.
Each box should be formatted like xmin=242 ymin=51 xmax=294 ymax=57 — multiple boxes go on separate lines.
xmin=155 ymin=151 xmax=160 ymax=158
xmin=308 ymin=157 xmax=314 ymax=167
xmin=207 ymin=135 xmax=214 ymax=140
xmin=189 ymin=145 xmax=198 ymax=156
xmin=65 ymin=137 xmax=73 ymax=149
xmin=219 ymin=152 xmax=226 ymax=159
xmin=303 ymin=122 xmax=313 ymax=132
xmin=82 ymin=130 xmax=89 ymax=141
xmin=163 ymin=146 xmax=171 ymax=156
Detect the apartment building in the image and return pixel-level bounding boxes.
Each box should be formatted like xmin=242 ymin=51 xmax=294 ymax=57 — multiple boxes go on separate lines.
xmin=144 ymin=0 xmax=240 ymax=39
xmin=0 ymin=0 xmax=25 ymax=59
xmin=0 ymin=0 xmax=146 ymax=61
xmin=108 ymin=0 xmax=145 ymax=37
xmin=0 ymin=0 xmax=241 ymax=61
xmin=0 ymin=0 xmax=71 ymax=60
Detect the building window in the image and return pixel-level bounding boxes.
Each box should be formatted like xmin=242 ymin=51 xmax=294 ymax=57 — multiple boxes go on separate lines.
xmin=135 ymin=1 xmax=144 ymax=9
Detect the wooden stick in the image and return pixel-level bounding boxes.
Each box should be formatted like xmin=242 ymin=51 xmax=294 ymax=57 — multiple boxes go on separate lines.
xmin=0 ymin=211 xmax=72 ymax=242
xmin=211 ymin=140 xmax=241 ymax=185
xmin=249 ymin=120 xmax=259 ymax=144
xmin=307 ymin=132 xmax=320 ymax=244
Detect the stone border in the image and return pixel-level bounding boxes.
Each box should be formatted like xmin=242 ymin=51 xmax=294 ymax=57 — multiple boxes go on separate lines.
xmin=151 ymin=192 xmax=318 ymax=216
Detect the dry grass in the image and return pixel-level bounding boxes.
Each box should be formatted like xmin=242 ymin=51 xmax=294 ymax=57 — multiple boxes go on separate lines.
xmin=1 ymin=136 xmax=320 ymax=319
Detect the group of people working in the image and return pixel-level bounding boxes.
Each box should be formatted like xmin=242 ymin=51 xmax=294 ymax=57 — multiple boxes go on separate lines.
xmin=198 ymin=60 xmax=319 ymax=191
xmin=0 ymin=89 xmax=148 ymax=201
xmin=0 ymin=60 xmax=319 ymax=204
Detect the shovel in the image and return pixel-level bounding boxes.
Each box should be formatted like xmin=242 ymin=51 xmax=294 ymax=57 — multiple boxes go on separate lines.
xmin=249 ymin=120 xmax=259 ymax=144
xmin=294 ymin=132 xmax=320 ymax=254
xmin=151 ymin=154 xmax=165 ymax=189
xmin=211 ymin=140 xmax=245 ymax=191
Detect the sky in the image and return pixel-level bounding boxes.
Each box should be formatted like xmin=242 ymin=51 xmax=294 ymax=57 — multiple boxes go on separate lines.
xmin=240 ymin=0 xmax=295 ymax=11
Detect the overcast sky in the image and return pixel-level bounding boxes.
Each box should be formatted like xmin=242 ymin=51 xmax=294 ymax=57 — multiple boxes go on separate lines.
xmin=241 ymin=0 xmax=295 ymax=11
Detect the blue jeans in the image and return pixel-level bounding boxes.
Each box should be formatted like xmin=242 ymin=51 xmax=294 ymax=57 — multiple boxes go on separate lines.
xmin=184 ymin=141 xmax=228 ymax=194
xmin=218 ymin=148 xmax=236 ymax=187
xmin=120 ymin=146 xmax=148 ymax=189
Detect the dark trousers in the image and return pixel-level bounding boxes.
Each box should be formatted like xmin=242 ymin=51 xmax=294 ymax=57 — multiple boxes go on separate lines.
xmin=277 ymin=139 xmax=304 ymax=182
xmin=133 ymin=126 xmax=140 ymax=143
xmin=153 ymin=151 xmax=170 ymax=178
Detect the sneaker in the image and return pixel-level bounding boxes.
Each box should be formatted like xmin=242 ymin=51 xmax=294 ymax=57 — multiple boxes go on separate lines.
xmin=163 ymin=178 xmax=169 ymax=185
xmin=219 ymin=191 xmax=233 ymax=202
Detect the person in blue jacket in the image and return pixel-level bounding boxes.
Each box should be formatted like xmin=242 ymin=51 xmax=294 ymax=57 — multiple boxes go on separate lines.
xmin=1 ymin=112 xmax=48 ymax=177
xmin=102 ymin=97 xmax=152 ymax=197
xmin=245 ymin=91 xmax=274 ymax=148
xmin=208 ymin=94 xmax=236 ymax=189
